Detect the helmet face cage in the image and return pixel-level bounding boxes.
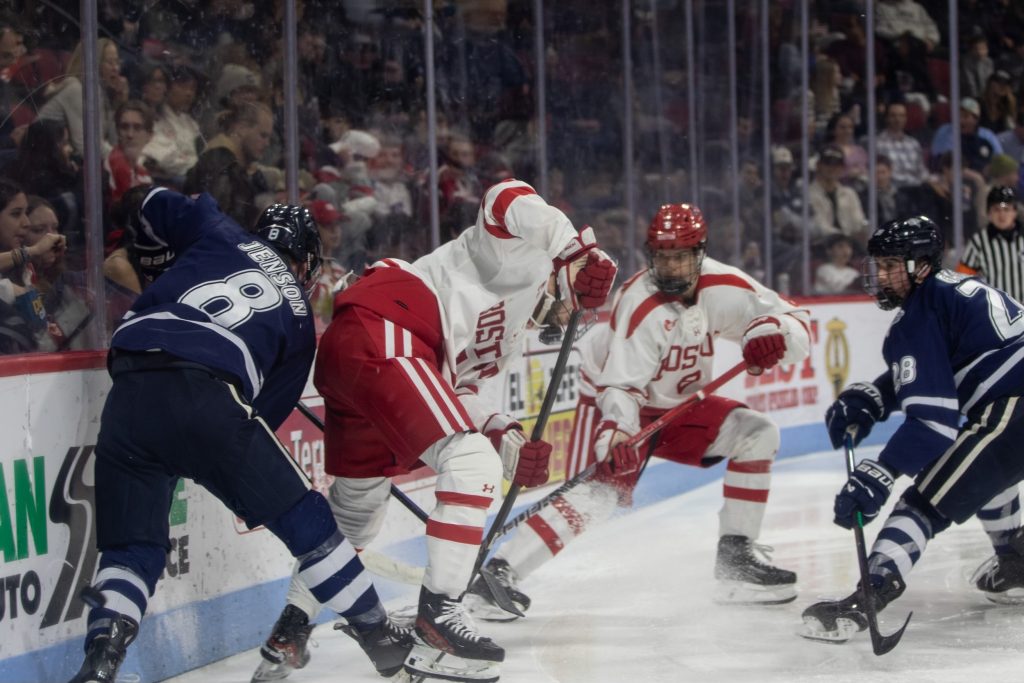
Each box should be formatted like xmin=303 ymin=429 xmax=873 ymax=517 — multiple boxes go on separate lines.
xmin=255 ymin=204 xmax=323 ymax=292
xmin=537 ymin=299 xmax=598 ymax=345
xmin=646 ymin=204 xmax=708 ymax=296
xmin=864 ymin=216 xmax=943 ymax=309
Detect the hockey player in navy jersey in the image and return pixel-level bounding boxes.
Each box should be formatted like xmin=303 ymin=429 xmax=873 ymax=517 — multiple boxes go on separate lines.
xmin=66 ymin=188 xmax=412 ymax=683
xmin=801 ymin=215 xmax=1024 ymax=644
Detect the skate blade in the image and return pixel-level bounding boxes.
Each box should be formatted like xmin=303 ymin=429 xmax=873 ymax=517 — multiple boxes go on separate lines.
xmin=463 ymin=592 xmax=523 ymax=622
xmin=797 ymin=616 xmax=860 ymax=644
xmin=713 ymin=580 xmax=797 ymax=605
xmin=983 ymin=588 xmax=1024 ymax=605
xmin=251 ymin=659 xmax=295 ymax=682
xmin=404 ymin=644 xmax=500 ymax=682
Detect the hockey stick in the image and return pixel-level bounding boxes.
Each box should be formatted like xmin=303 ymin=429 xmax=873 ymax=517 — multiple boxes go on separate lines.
xmin=843 ymin=428 xmax=912 ymax=655
xmin=469 ymin=309 xmax=583 ymax=617
xmin=489 ymin=358 xmax=748 ymax=543
xmin=295 ymin=401 xmax=430 ymax=523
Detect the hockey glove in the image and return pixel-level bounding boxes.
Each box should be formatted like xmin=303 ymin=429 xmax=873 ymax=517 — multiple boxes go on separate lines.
xmin=486 ymin=419 xmax=552 ymax=488
xmin=825 ymin=382 xmax=887 ymax=449
xmin=741 ymin=316 xmax=787 ymax=375
xmin=833 ymin=459 xmax=895 ymax=529
xmin=593 ymin=422 xmax=641 ymax=477
xmin=573 ymin=249 xmax=617 ymax=309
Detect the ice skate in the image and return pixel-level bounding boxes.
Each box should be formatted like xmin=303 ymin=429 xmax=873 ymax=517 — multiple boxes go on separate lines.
xmin=251 ymin=604 xmax=313 ymax=682
xmin=464 ymin=558 xmax=531 ymax=622
xmin=799 ymin=573 xmax=905 ymax=644
xmin=66 ymin=615 xmax=138 ymax=683
xmin=404 ymin=587 xmax=503 ymax=682
xmin=714 ymin=535 xmax=797 ymax=604
xmin=972 ymin=550 xmax=1024 ymax=605
xmin=336 ymin=614 xmax=415 ymax=677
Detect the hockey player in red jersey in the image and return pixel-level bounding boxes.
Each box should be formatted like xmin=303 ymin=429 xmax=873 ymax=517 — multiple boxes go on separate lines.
xmin=252 ymin=178 xmax=616 ymax=683
xmin=466 ymin=203 xmax=810 ymax=621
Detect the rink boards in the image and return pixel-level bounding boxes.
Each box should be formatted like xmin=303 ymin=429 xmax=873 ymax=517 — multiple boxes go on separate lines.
xmin=0 ymin=296 xmax=896 ymax=683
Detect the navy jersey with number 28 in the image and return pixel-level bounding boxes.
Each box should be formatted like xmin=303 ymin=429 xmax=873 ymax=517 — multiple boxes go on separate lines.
xmin=111 ymin=188 xmax=315 ymax=429
xmin=875 ymin=269 xmax=1024 ymax=475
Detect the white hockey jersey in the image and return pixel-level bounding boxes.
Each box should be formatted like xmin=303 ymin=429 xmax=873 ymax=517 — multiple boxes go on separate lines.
xmin=390 ymin=179 xmax=583 ymax=430
xmin=585 ymin=258 xmax=811 ymax=434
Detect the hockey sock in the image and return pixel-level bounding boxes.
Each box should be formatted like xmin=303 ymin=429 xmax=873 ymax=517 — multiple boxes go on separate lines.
xmin=346 ymin=602 xmax=388 ymax=634
xmin=976 ymin=486 xmax=1021 ymax=555
xmin=85 ymin=544 xmax=163 ymax=649
xmin=867 ymin=489 xmax=948 ymax=581
xmin=268 ymin=491 xmax=381 ymax=620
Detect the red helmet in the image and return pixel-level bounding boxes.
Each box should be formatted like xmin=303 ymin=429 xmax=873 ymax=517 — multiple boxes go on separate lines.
xmin=646 ymin=204 xmax=707 ymax=251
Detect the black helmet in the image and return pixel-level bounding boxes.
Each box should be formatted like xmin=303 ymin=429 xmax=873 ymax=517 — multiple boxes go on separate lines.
xmin=864 ymin=215 xmax=944 ymax=310
xmin=255 ymin=204 xmax=322 ymax=292
xmin=987 ymin=185 xmax=1018 ymax=210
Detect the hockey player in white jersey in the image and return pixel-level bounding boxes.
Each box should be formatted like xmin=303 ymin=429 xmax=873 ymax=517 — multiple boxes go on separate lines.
xmin=252 ymin=178 xmax=617 ymax=683
xmin=466 ymin=203 xmax=810 ymax=620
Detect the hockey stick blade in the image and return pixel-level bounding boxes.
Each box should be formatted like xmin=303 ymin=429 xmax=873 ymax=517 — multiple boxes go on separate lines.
xmin=479 ymin=565 xmax=525 ymax=618
xmin=844 ymin=429 xmax=912 ymax=656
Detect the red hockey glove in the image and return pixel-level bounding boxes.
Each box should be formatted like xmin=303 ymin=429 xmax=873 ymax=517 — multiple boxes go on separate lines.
xmin=593 ymin=422 xmax=640 ymax=477
xmin=741 ymin=315 xmax=787 ymax=375
xmin=485 ymin=417 xmax=551 ymax=488
xmin=573 ymin=249 xmax=617 ymax=309
xmin=515 ymin=439 xmax=552 ymax=488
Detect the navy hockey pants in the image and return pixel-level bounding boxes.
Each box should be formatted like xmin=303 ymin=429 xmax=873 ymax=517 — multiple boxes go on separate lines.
xmin=917 ymin=395 xmax=1024 ymax=525
xmin=95 ymin=353 xmax=309 ymax=551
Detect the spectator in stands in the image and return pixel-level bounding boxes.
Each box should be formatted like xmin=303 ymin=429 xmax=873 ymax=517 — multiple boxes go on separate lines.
xmin=369 ymin=135 xmax=413 ymax=220
xmin=808 ymin=144 xmax=869 ymax=247
xmin=812 ymin=57 xmax=843 ymax=139
xmin=980 ymin=69 xmax=1017 ymax=134
xmin=904 ymin=151 xmax=986 ymax=246
xmin=876 ymin=101 xmax=927 ymax=189
xmin=24 ymin=195 xmax=89 ymax=350
xmin=0 ymin=179 xmax=63 ymax=353
xmin=105 ymin=100 xmax=154 ymax=203
xmin=142 ymin=64 xmax=203 ymax=185
xmin=861 ymin=154 xmax=913 ymax=226
xmin=986 ymin=153 xmax=1020 ymax=191
xmin=997 ymin=113 xmax=1024 ymax=194
xmin=0 ymin=15 xmax=27 ymax=150
xmin=436 ymin=131 xmax=481 ymax=241
xmin=306 ymin=198 xmax=346 ymax=330
xmin=137 ymin=62 xmax=169 ymax=115
xmin=38 ymin=38 xmax=128 ymax=158
xmin=184 ymin=101 xmax=275 ymax=229
xmin=961 ymin=33 xmax=995 ymax=101
xmin=875 ymin=0 xmax=940 ymax=52
xmin=6 ymin=119 xmax=82 ymax=243
xmin=814 ymin=233 xmax=861 ymax=295
xmin=931 ymin=97 xmax=1003 ymax=173
xmin=825 ymin=112 xmax=869 ymax=190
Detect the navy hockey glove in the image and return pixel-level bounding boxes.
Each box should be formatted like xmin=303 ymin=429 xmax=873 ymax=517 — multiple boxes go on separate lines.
xmin=825 ymin=382 xmax=887 ymax=449
xmin=833 ymin=459 xmax=895 ymax=529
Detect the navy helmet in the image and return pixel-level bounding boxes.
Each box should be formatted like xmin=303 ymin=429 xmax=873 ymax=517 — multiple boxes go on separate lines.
xmin=255 ymin=204 xmax=323 ymax=292
xmin=864 ymin=215 xmax=944 ymax=310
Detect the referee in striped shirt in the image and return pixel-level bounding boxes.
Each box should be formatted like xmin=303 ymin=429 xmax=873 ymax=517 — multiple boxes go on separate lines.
xmin=957 ymin=186 xmax=1024 ymax=301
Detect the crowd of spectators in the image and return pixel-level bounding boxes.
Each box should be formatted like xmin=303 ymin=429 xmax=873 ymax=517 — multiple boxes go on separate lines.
xmin=3 ymin=0 xmax=1024 ymax=351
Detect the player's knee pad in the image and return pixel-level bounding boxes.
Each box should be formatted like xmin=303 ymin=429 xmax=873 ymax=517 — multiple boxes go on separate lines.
xmin=716 ymin=409 xmax=780 ymax=462
xmin=902 ymin=486 xmax=953 ymax=535
xmin=433 ymin=432 xmax=502 ymax=503
xmin=98 ymin=543 xmax=166 ymax=594
xmin=265 ymin=490 xmax=337 ymax=557
xmin=327 ymin=476 xmax=391 ymax=548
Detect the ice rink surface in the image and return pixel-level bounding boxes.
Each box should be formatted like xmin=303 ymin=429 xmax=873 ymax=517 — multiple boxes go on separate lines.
xmin=167 ymin=447 xmax=1024 ymax=683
